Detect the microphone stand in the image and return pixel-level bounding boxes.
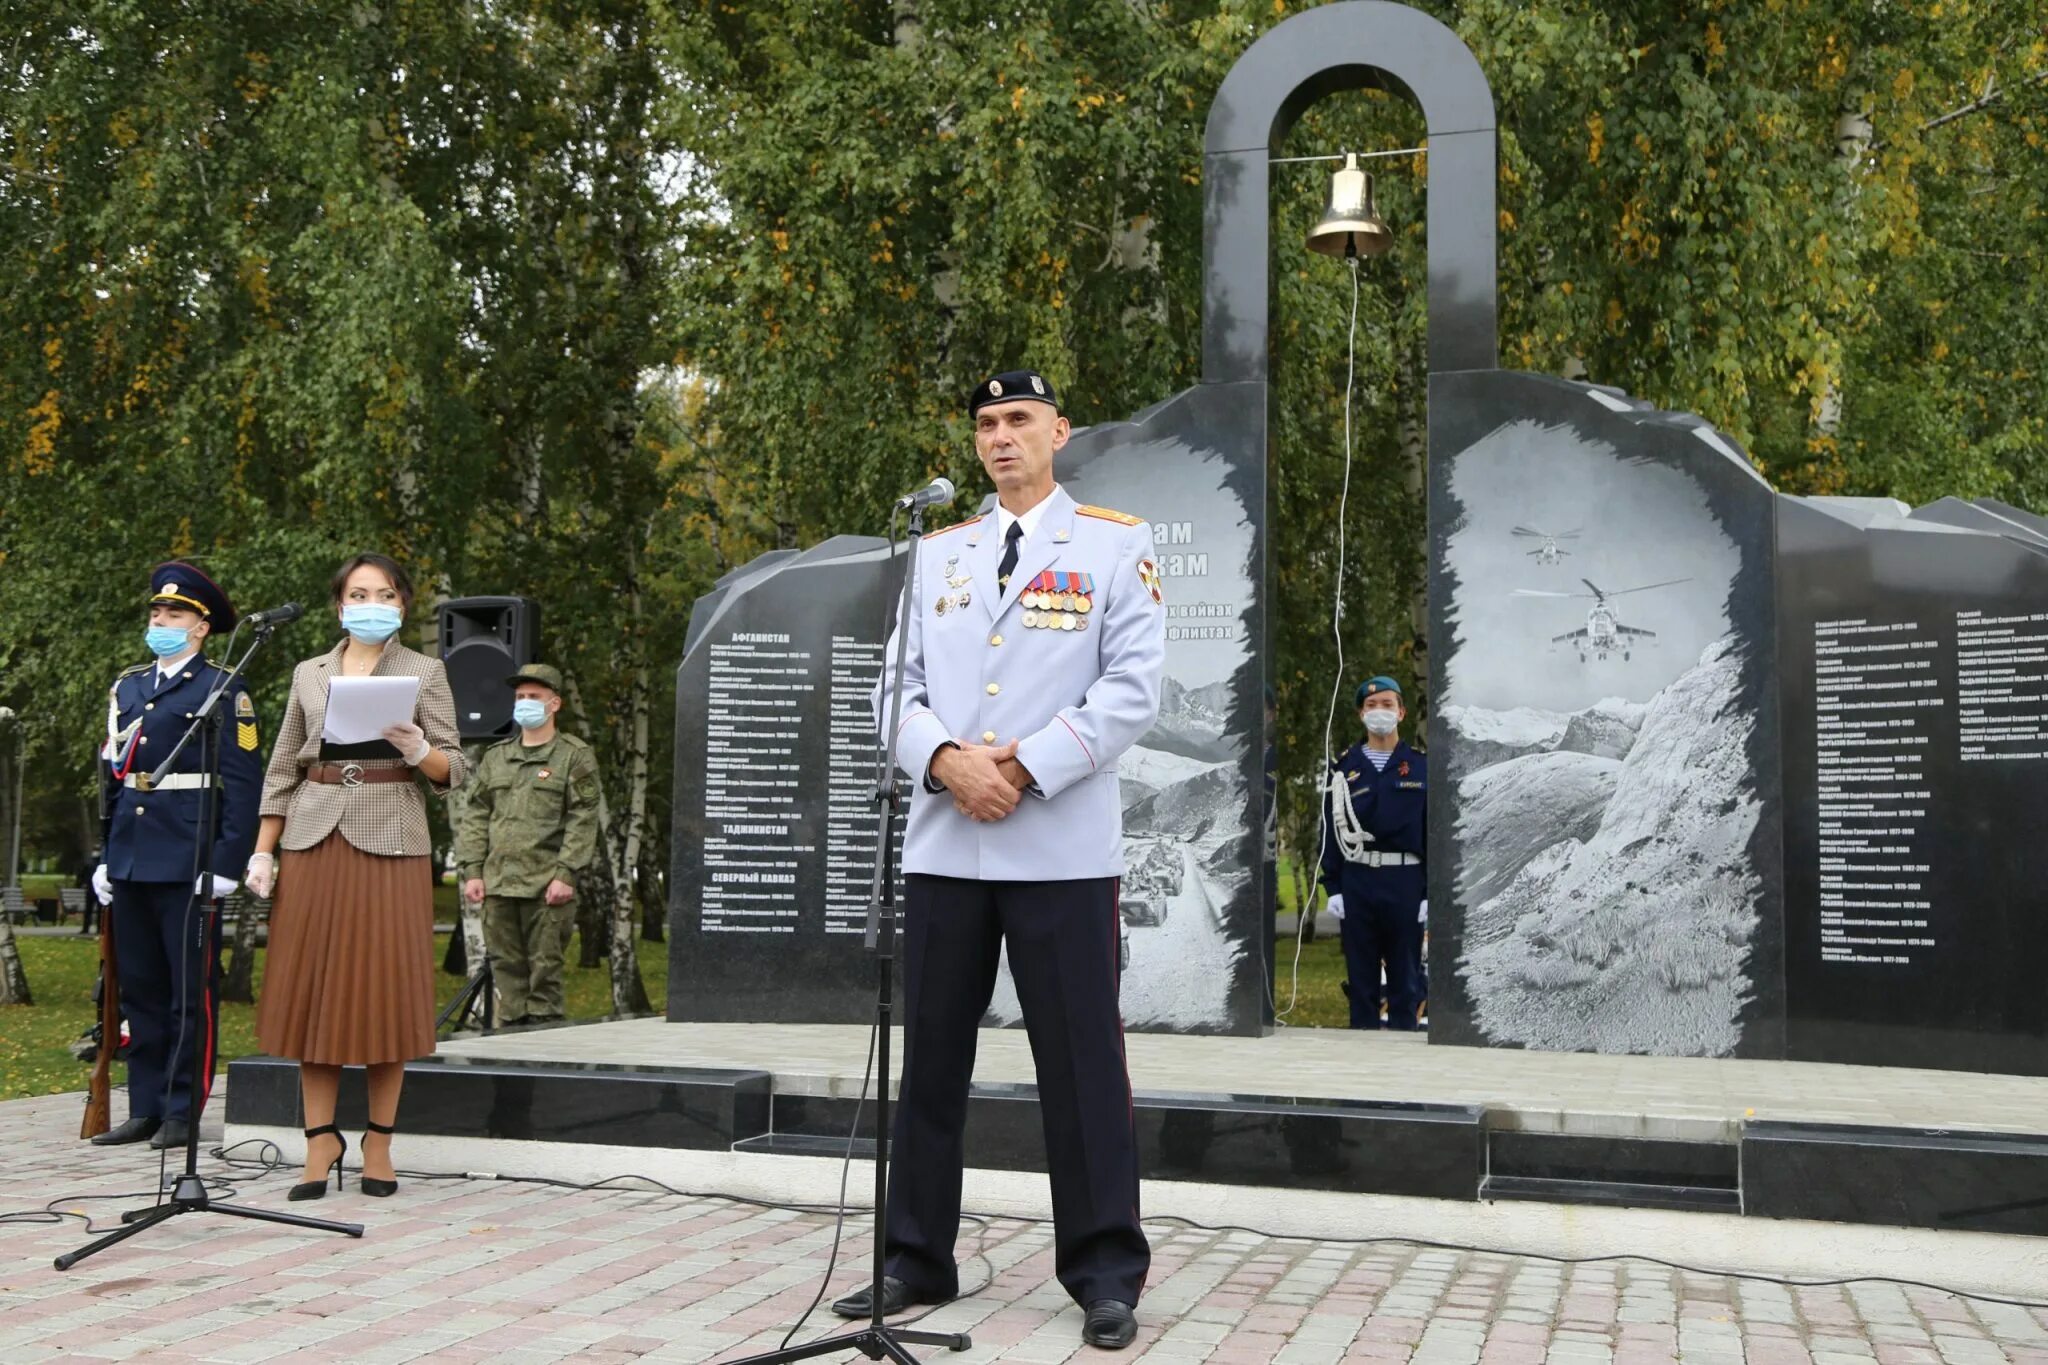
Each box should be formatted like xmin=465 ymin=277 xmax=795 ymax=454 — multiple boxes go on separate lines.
xmin=57 ymin=618 xmax=363 ymax=1270
xmin=728 ymin=503 xmax=968 ymax=1362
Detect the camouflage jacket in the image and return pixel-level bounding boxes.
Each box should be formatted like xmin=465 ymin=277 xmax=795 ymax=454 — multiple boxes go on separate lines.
xmin=454 ymin=732 xmax=601 ymax=897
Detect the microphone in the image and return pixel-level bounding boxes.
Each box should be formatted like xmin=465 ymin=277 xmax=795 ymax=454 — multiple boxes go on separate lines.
xmin=894 ymin=476 xmax=956 ymax=512
xmin=244 ymin=602 xmax=304 ymax=628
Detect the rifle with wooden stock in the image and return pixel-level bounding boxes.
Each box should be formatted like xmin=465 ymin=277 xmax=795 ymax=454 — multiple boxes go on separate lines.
xmin=80 ymin=750 xmax=118 ymax=1140
xmin=79 ymin=914 xmax=119 ymax=1139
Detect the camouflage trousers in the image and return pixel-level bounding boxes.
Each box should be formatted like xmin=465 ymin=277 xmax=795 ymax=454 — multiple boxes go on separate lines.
xmin=483 ymin=894 xmax=574 ymax=1022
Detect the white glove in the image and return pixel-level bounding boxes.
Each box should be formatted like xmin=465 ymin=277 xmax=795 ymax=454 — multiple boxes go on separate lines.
xmin=246 ymin=852 xmax=277 ymax=900
xmin=195 ymin=874 xmax=238 ymax=901
xmin=91 ymin=864 xmax=114 ymax=907
xmin=1419 ymin=898 xmax=1429 ymax=924
xmin=1325 ymin=893 xmax=1345 ymax=922
xmin=381 ymin=721 xmax=430 ymax=765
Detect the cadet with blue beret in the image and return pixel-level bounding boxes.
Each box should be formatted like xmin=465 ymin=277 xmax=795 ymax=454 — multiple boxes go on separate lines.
xmin=845 ymin=368 xmax=1165 ymax=1351
xmin=1319 ymin=675 xmax=1428 ymax=1031
xmin=89 ymin=562 xmax=263 ymax=1148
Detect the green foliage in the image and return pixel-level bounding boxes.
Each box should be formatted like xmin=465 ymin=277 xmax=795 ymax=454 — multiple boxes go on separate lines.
xmin=4 ymin=0 xmax=2041 ymax=937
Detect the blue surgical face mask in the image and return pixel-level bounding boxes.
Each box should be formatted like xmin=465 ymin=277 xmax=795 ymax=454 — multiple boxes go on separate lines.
xmin=340 ymin=602 xmax=403 ymax=643
xmin=145 ymin=625 xmax=191 ymax=658
xmin=512 ymin=698 xmax=549 ymax=730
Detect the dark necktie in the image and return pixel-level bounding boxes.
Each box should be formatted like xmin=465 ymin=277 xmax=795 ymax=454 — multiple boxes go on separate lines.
xmin=998 ymin=520 xmax=1023 ymax=591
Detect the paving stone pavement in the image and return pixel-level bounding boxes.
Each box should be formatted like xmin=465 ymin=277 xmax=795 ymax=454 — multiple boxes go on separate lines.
xmin=3 ymin=1092 xmax=2045 ymax=1364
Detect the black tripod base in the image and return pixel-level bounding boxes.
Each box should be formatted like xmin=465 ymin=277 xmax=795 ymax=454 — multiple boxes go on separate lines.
xmin=436 ymin=963 xmax=497 ymax=1034
xmin=727 ymin=1324 xmax=971 ymax=1363
xmin=56 ymin=1173 xmax=362 ymax=1270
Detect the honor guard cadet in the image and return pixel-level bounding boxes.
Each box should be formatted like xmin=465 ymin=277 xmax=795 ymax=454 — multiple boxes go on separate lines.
xmin=89 ymin=562 xmax=263 ymax=1148
xmin=1319 ymin=676 xmax=1428 ymax=1030
xmin=843 ymin=368 xmax=1166 ymax=1351
xmin=455 ymin=663 xmax=601 ymax=1025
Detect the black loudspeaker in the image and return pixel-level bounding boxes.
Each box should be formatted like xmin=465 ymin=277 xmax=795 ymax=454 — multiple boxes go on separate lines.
xmin=438 ymin=596 xmax=542 ymax=741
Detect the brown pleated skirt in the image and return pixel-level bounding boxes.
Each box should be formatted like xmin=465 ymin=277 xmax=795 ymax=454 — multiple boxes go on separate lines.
xmin=256 ymin=832 xmax=437 ymax=1066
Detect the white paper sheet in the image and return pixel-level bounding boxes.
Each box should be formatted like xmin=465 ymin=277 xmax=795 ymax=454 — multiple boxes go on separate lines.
xmin=321 ymin=676 xmax=422 ymax=745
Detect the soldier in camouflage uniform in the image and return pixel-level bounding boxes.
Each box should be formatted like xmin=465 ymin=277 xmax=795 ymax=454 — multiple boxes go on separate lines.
xmin=454 ymin=664 xmax=601 ymax=1024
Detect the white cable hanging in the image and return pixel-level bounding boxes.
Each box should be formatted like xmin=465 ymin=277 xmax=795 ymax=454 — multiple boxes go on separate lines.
xmin=1276 ymin=254 xmax=1365 ymax=1025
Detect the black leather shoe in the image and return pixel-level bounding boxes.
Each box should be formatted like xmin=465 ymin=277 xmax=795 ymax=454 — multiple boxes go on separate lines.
xmin=830 ymin=1276 xmax=931 ymax=1320
xmin=89 ymin=1115 xmax=161 ymax=1146
xmin=1082 ymin=1299 xmax=1138 ymax=1349
xmin=149 ymin=1118 xmax=190 ymax=1150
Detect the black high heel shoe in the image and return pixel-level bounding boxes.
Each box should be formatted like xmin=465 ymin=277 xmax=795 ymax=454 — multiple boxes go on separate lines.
xmin=289 ymin=1124 xmax=347 ymax=1201
xmin=360 ymin=1120 xmax=399 ymax=1198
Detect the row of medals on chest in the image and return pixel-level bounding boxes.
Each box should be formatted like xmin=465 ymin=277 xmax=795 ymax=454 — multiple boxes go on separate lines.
xmin=935 ymin=558 xmax=1091 ymax=631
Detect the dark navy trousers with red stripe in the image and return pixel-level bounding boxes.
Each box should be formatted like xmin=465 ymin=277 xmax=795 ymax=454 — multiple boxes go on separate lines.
xmin=109 ymin=880 xmax=222 ymax=1122
xmin=885 ymin=874 xmax=1149 ymax=1308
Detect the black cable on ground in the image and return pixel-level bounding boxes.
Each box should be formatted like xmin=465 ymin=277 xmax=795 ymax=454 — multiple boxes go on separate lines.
xmin=775 ymin=1012 xmax=877 ymax=1350
xmin=15 ymin=1141 xmax=2042 ymax=1312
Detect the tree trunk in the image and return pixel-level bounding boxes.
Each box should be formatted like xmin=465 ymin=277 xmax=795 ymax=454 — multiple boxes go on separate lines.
xmin=1816 ymin=87 xmax=1873 ymax=445
xmin=0 ymin=914 xmax=31 ymax=1005
xmin=562 ymin=672 xmax=615 ymax=969
xmin=608 ymin=531 xmax=653 ymax=1016
xmin=638 ymin=845 xmax=665 ymax=943
xmin=441 ymin=741 xmax=496 ymax=1015
xmin=221 ymin=895 xmax=262 ymax=1003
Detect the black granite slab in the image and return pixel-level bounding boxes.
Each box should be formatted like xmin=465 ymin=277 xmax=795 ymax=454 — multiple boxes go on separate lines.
xmin=1744 ymin=1120 xmax=2048 ymax=1237
xmin=1488 ymin=1131 xmax=1739 ymax=1189
xmin=1480 ymin=1175 xmax=1741 ymax=1215
xmin=1483 ymin=1131 xmax=1740 ymax=1214
xmin=669 ymin=381 xmax=1270 ymax=1037
xmin=1428 ymin=371 xmax=1786 ymax=1062
xmin=1777 ymin=497 xmax=2048 ymax=1075
xmin=761 ymin=1083 xmax=1482 ymax=1200
xmin=225 ymin=1054 xmax=772 ymax=1151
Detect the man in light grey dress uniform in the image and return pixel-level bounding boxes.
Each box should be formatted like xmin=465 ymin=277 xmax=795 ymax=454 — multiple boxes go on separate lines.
xmin=838 ymin=368 xmax=1166 ymax=1350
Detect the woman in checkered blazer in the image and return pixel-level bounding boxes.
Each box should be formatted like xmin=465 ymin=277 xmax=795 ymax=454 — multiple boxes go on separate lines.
xmin=246 ymin=553 xmax=471 ymax=1199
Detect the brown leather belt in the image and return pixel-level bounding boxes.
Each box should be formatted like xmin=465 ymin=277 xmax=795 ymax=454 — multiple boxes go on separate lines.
xmin=305 ymin=762 xmax=412 ymax=787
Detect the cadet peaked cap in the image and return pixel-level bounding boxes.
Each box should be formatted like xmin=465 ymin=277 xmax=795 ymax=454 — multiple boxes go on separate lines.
xmin=149 ymin=561 xmax=238 ymax=634
xmin=968 ymin=369 xmax=1059 ymax=417
xmin=1355 ymin=676 xmax=1402 ymax=705
xmin=506 ymin=663 xmax=564 ymax=692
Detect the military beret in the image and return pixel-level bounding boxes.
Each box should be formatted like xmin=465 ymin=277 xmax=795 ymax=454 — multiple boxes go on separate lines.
xmin=149 ymin=561 xmax=237 ymax=635
xmin=1355 ymin=675 xmax=1402 ymax=705
xmin=507 ymin=662 xmax=564 ymax=693
xmin=969 ymin=369 xmax=1059 ymax=417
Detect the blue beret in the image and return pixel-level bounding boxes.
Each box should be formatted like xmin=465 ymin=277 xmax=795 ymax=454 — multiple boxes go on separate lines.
xmin=150 ymin=561 xmax=237 ymax=634
xmin=969 ymin=369 xmax=1058 ymax=416
xmin=1355 ymin=676 xmax=1401 ymax=706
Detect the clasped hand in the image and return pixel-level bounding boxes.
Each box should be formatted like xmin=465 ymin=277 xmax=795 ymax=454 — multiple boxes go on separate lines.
xmin=934 ymin=740 xmax=1032 ymax=823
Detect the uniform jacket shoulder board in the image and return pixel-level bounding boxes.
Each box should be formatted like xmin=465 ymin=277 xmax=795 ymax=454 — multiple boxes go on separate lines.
xmin=926 ymin=514 xmax=984 ymax=539
xmin=1075 ymin=504 xmax=1143 ymax=527
xmin=116 ymin=661 xmax=153 ymax=681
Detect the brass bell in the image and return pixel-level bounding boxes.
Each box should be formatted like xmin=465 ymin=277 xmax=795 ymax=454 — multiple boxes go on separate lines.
xmin=1306 ymin=152 xmax=1393 ymax=259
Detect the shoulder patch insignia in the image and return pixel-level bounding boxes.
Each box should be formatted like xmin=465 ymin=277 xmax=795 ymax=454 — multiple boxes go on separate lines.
xmin=237 ymin=722 xmax=259 ymax=752
xmin=235 ymin=691 xmax=255 ymax=718
xmin=1136 ymin=557 xmax=1164 ymax=605
xmin=926 ymin=515 xmax=984 ymax=539
xmin=1075 ymin=504 xmax=1144 ymax=526
xmin=117 ymin=662 xmax=152 ymax=680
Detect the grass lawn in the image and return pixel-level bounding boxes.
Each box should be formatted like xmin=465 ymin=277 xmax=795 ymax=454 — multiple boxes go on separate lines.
xmin=0 ymin=928 xmax=672 ymax=1104
xmin=2 ymin=869 xmax=1385 ymax=1102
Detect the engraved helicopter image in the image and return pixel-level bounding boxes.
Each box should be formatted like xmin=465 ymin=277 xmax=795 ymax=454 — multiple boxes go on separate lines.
xmin=1512 ymin=525 xmax=1581 ymax=566
xmin=1513 ymin=577 xmax=1691 ymax=662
